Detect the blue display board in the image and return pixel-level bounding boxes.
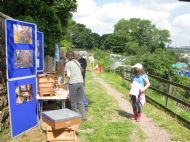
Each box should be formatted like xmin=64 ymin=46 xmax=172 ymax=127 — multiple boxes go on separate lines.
xmin=37 ymin=32 xmax=44 ymax=73
xmin=6 ymin=19 xmax=37 ymax=79
xmin=6 ymin=19 xmax=38 ymax=138
xmin=7 ymin=77 xmax=38 ymax=138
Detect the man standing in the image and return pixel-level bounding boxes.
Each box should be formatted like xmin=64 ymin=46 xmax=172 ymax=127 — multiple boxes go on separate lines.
xmin=75 ymin=51 xmax=88 ymax=111
xmin=64 ymin=51 xmax=87 ymax=121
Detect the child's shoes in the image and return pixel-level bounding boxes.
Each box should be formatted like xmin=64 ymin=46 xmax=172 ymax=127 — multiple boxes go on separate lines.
xmin=136 ymin=113 xmax=141 ymax=122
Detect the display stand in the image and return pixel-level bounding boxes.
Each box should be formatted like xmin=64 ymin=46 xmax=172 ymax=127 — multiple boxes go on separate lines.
xmin=6 ymin=19 xmax=38 ymax=138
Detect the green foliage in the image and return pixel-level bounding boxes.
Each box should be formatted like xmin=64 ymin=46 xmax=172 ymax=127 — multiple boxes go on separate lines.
xmin=171 ymin=74 xmax=190 ymax=103
xmin=0 ymin=0 xmax=77 ymax=56
xmin=59 ymin=39 xmax=71 ymax=52
xmin=69 ymin=22 xmax=101 ymax=49
xmin=130 ymin=48 xmax=178 ymax=79
xmin=101 ymin=34 xmax=127 ymax=53
xmin=91 ymin=33 xmax=101 ymax=48
xmin=93 ymin=48 xmax=110 ymax=68
xmin=124 ymin=41 xmax=139 ymax=55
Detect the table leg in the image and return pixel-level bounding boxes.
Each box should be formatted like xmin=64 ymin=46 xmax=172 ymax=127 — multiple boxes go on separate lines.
xmin=40 ymin=101 xmax=43 ymax=120
xmin=62 ymin=100 xmax=65 ymax=109
xmin=38 ymin=100 xmax=40 ymax=120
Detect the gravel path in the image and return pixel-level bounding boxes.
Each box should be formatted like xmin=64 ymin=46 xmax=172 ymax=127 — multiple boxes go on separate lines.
xmin=93 ymin=73 xmax=172 ymax=142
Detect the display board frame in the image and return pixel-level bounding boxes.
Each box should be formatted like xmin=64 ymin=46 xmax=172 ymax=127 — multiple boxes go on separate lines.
xmin=37 ymin=31 xmax=44 ymax=74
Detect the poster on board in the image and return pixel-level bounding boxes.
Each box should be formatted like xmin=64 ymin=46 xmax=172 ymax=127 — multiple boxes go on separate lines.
xmin=6 ymin=19 xmax=37 ymax=79
xmin=37 ymin=32 xmax=44 ymax=74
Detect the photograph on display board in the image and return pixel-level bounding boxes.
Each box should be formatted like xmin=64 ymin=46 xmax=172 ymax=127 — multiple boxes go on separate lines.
xmin=15 ymin=84 xmax=33 ymax=104
xmin=14 ymin=50 xmax=33 ymax=68
xmin=13 ymin=24 xmax=32 ymax=44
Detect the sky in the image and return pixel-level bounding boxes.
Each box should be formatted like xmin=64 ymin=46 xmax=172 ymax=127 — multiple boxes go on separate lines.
xmin=73 ymin=0 xmax=190 ymax=47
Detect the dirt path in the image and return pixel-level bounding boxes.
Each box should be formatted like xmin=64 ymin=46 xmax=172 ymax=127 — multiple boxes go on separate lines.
xmin=92 ymin=73 xmax=172 ymax=142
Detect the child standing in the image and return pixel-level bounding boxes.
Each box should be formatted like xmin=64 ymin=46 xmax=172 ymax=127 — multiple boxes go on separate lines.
xmin=129 ymin=63 xmax=150 ymax=122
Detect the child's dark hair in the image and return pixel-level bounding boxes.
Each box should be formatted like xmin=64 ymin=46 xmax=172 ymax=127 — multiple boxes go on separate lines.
xmin=132 ymin=68 xmax=144 ymax=75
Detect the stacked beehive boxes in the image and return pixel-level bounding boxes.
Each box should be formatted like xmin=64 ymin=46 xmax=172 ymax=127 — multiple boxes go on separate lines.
xmin=42 ymin=109 xmax=81 ymax=142
xmin=37 ymin=73 xmax=56 ymax=97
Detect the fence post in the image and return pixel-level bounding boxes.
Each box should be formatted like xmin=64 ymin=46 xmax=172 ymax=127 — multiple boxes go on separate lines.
xmin=166 ymin=78 xmax=172 ymax=107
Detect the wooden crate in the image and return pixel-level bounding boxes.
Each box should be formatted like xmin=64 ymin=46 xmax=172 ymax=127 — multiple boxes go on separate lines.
xmin=46 ymin=126 xmax=77 ymax=142
xmin=39 ymin=91 xmax=55 ymax=97
xmin=39 ymin=83 xmax=55 ymax=88
xmin=38 ymin=77 xmax=56 ymax=83
xmin=39 ymin=87 xmax=54 ymax=93
xmin=38 ymin=73 xmax=56 ymax=97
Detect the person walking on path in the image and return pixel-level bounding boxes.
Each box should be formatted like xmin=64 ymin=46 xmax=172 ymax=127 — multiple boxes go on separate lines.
xmin=88 ymin=54 xmax=95 ymax=72
xmin=64 ymin=51 xmax=87 ymax=121
xmin=129 ymin=63 xmax=150 ymax=122
xmin=75 ymin=51 xmax=89 ymax=112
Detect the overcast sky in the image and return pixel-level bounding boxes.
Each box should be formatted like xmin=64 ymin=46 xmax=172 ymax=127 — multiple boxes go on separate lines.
xmin=73 ymin=0 xmax=190 ymax=47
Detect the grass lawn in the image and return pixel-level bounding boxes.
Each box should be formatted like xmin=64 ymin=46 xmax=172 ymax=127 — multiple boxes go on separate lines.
xmin=0 ymin=126 xmax=46 ymax=142
xmin=99 ymin=72 xmax=190 ymax=142
xmin=0 ymin=72 xmax=145 ymax=142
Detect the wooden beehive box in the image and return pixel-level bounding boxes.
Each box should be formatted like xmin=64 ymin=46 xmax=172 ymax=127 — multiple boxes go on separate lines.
xmin=37 ymin=73 xmax=56 ymax=96
xmin=46 ymin=126 xmax=77 ymax=142
xmin=42 ymin=109 xmax=82 ymax=130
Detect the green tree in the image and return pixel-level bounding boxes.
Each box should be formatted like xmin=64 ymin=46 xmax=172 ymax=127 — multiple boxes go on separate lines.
xmin=0 ymin=0 xmax=77 ymax=56
xmin=101 ymin=34 xmax=127 ymax=53
xmin=70 ymin=23 xmax=100 ymax=49
xmin=114 ymin=18 xmax=171 ymax=54
xmin=91 ymin=33 xmax=101 ymax=48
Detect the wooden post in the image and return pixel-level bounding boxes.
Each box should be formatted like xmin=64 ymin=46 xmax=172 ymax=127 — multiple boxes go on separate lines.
xmin=166 ymin=78 xmax=172 ymax=107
